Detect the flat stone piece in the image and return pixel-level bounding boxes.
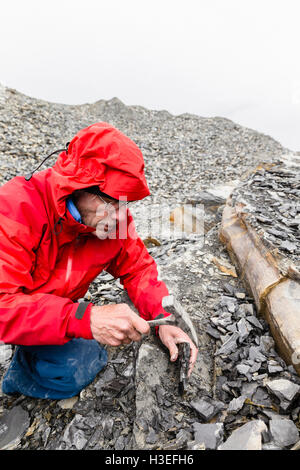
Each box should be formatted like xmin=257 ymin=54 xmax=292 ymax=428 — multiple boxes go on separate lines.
xmin=269 ymin=419 xmax=299 ymax=448
xmin=192 ymin=422 xmax=224 ymax=449
xmin=227 ymin=395 xmax=246 ymax=414
xmin=62 ymin=414 xmax=95 ymax=450
xmin=246 ymin=316 xmax=264 ymax=330
xmin=262 ymin=443 xmax=283 ymax=450
xmin=237 ymin=318 xmax=253 ymax=343
xmin=190 ymin=399 xmax=217 ymax=422
xmin=215 ymin=332 xmax=239 ymax=356
xmin=248 ymin=346 xmax=267 ymax=363
xmin=265 ymin=378 xmax=300 ymax=404
xmin=280 ymin=240 xmax=297 ymax=252
xmin=0 ymin=406 xmax=30 ymax=450
xmin=218 ymin=419 xmax=267 ymax=450
xmin=236 ymin=364 xmax=251 ymax=376
xmin=0 ymin=344 xmax=13 ymax=366
xmin=58 ymin=396 xmax=78 ymax=409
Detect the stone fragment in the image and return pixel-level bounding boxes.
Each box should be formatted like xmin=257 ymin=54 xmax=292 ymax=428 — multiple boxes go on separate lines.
xmin=192 ymin=422 xmax=224 ymax=449
xmin=102 ymin=418 xmax=114 ymax=439
xmin=187 ymin=441 xmax=206 ymax=450
xmin=145 ymin=427 xmax=158 ymax=445
xmin=164 ymin=429 xmax=192 ymax=450
xmin=218 ymin=419 xmax=267 ymax=450
xmin=0 ymin=406 xmax=30 ymax=450
xmin=219 ymin=295 xmax=238 ymax=313
xmin=0 ymin=344 xmax=13 ymax=366
xmin=215 ymin=332 xmax=239 ymax=356
xmin=248 ymin=346 xmax=267 ymax=363
xmin=259 ymin=335 xmax=275 ymax=354
xmin=269 ymin=419 xmax=299 ymax=448
xmin=190 ymin=398 xmax=218 ymax=422
xmin=227 ymin=396 xmax=246 ymax=414
xmin=236 ymin=364 xmax=251 ymax=376
xmin=235 ymin=292 xmax=246 ymax=299
xmin=267 ymin=360 xmax=283 ymax=374
xmin=246 ymin=316 xmax=264 ymax=330
xmin=280 ymin=240 xmax=297 ymax=252
xmin=241 ymin=382 xmax=259 ymax=399
xmin=262 ymin=442 xmax=283 ymax=450
xmin=58 ymin=396 xmax=78 ymax=409
xmin=238 ymin=303 xmax=254 ymax=317
xmin=237 ymin=318 xmax=253 ymax=343
xmin=249 ymin=362 xmax=261 ymax=373
xmin=133 ymin=342 xmax=169 ymax=449
xmin=205 ymin=325 xmax=221 ymax=340
xmin=265 ymin=379 xmax=300 ymax=410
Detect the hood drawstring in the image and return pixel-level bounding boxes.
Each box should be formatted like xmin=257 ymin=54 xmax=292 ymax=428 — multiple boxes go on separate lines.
xmin=24 ymin=142 xmax=70 ymax=181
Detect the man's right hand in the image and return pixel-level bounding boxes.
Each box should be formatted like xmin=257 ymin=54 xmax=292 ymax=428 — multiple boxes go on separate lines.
xmin=90 ymin=303 xmax=150 ymax=346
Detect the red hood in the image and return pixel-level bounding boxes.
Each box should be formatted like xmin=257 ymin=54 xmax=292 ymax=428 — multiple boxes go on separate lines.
xmin=49 ymin=122 xmax=151 ymax=217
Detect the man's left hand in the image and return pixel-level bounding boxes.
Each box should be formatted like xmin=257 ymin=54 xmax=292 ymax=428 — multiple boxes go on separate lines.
xmin=158 ymin=325 xmax=198 ymax=377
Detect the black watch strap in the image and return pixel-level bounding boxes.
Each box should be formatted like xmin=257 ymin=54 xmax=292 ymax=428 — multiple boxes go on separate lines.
xmin=75 ymin=301 xmax=91 ymax=320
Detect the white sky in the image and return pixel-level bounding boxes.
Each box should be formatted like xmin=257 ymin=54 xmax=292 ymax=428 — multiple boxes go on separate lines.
xmin=1 ymin=0 xmax=300 ymax=150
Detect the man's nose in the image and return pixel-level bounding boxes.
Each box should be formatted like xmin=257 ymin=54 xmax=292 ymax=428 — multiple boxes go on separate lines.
xmin=110 ymin=205 xmax=127 ymax=221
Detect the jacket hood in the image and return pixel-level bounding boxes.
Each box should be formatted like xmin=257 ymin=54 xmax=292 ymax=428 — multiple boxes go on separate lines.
xmin=49 ymin=122 xmax=151 ymax=217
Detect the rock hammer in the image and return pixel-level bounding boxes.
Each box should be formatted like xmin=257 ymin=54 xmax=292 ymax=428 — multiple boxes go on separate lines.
xmin=147 ymin=294 xmax=199 ymax=347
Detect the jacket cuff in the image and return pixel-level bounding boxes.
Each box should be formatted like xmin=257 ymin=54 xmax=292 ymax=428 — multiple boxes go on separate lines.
xmin=66 ymin=302 xmax=93 ymax=340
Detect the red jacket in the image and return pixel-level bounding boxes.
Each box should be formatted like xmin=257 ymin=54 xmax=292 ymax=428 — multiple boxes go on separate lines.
xmin=0 ymin=122 xmax=169 ymax=346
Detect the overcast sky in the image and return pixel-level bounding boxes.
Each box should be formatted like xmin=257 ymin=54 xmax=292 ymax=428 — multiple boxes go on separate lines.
xmin=1 ymin=0 xmax=300 ymax=150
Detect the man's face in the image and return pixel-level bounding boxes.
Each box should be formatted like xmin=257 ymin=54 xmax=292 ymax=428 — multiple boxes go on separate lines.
xmin=74 ymin=191 xmax=128 ymax=239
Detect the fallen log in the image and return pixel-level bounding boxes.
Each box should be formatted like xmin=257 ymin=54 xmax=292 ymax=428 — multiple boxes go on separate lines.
xmin=219 ymin=200 xmax=300 ymax=375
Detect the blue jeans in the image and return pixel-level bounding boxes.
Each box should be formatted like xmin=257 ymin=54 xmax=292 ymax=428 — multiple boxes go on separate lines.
xmin=2 ymin=338 xmax=107 ymax=399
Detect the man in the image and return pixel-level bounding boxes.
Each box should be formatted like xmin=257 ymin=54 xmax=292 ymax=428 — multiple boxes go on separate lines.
xmin=0 ymin=122 xmax=198 ymax=399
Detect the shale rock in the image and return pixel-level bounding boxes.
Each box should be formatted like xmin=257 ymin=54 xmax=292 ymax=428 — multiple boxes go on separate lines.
xmin=218 ymin=419 xmax=267 ymax=450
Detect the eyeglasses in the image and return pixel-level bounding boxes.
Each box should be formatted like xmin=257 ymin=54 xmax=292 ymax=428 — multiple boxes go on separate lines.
xmin=97 ymin=195 xmax=130 ymax=212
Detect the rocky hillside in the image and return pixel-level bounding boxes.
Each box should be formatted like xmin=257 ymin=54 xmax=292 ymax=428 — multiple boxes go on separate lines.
xmin=0 ymin=84 xmax=300 ymax=451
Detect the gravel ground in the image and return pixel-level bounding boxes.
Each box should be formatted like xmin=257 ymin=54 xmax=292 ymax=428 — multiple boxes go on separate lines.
xmin=0 ymin=84 xmax=300 ymax=451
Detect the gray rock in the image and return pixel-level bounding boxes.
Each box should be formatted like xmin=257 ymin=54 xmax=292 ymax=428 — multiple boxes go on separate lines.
xmin=62 ymin=415 xmax=89 ymax=450
xmin=192 ymin=422 xmax=224 ymax=449
xmin=0 ymin=406 xmax=30 ymax=450
xmin=248 ymin=346 xmax=267 ymax=363
xmin=218 ymin=419 xmax=267 ymax=450
xmin=94 ymin=366 xmax=116 ymax=396
xmin=269 ymin=419 xmax=299 ymax=448
xmin=246 ymin=316 xmax=264 ymax=330
xmin=205 ymin=325 xmax=221 ymax=340
xmin=190 ymin=398 xmax=218 ymax=422
xmin=102 ymin=418 xmax=114 ymax=439
xmin=215 ymin=332 xmax=239 ymax=356
xmin=145 ymin=427 xmax=158 ymax=445
xmin=219 ymin=296 xmax=237 ymax=313
xmin=241 ymin=382 xmax=259 ymax=399
xmin=236 ymin=364 xmax=251 ymax=376
xmin=262 ymin=442 xmax=283 ymax=450
xmin=259 ymin=335 xmax=275 ymax=354
xmin=267 ymin=360 xmax=283 ymax=374
xmin=238 ymin=303 xmax=254 ymax=317
xmin=187 ymin=440 xmax=206 ymax=450
xmin=164 ymin=429 xmax=192 ymax=450
xmin=280 ymin=240 xmax=297 ymax=252
xmin=0 ymin=344 xmax=13 ymax=367
xmin=237 ymin=318 xmax=253 ymax=343
xmin=265 ymin=378 xmax=300 ymax=409
xmin=227 ymin=395 xmax=246 ymax=414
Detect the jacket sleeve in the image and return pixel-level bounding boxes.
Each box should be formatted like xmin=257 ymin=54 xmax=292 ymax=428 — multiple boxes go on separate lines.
xmin=105 ymin=210 xmax=171 ymax=321
xmin=0 ymin=206 xmax=93 ymax=346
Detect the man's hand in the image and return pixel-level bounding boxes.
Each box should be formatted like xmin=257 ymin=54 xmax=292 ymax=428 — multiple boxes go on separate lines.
xmin=90 ymin=303 xmax=150 ymax=346
xmin=158 ymin=325 xmax=198 ymax=377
